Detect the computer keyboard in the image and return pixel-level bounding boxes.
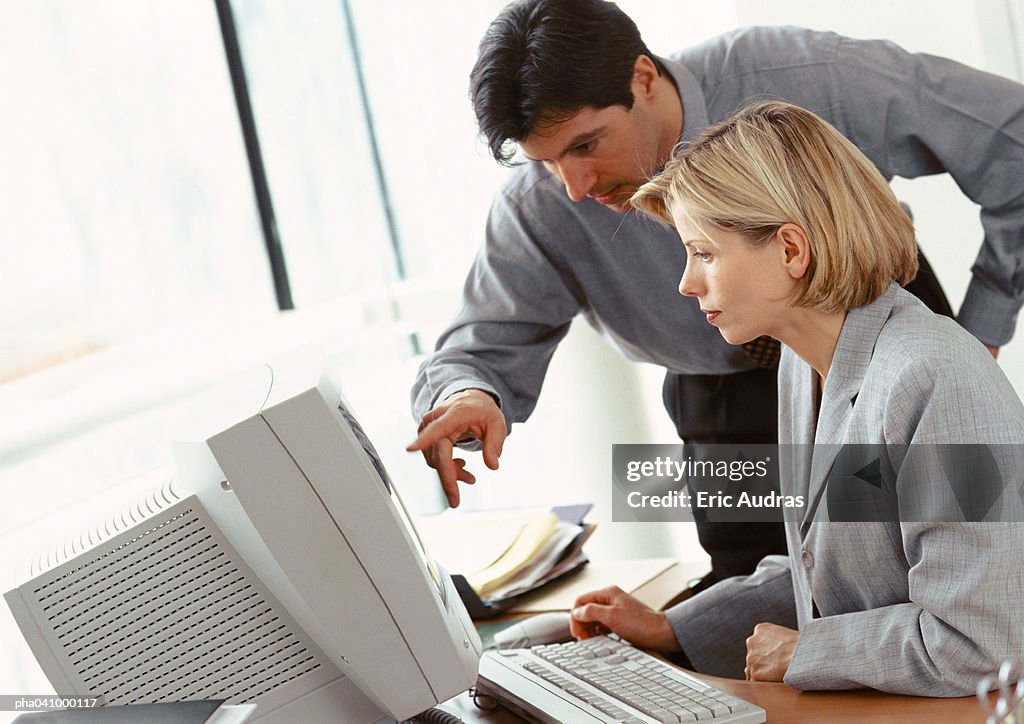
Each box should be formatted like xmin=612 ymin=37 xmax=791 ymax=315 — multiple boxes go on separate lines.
xmin=477 ymin=635 xmax=765 ymax=723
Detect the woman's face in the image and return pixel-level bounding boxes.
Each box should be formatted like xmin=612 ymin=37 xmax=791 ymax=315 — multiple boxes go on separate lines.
xmin=669 ymin=203 xmax=798 ymax=346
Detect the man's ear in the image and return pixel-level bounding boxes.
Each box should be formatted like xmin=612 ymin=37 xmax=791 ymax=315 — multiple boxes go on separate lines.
xmin=777 ymin=223 xmax=812 ymax=279
xmin=632 ymin=55 xmax=660 ymax=101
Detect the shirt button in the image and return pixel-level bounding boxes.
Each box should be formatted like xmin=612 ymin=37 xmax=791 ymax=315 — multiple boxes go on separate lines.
xmin=801 ymin=550 xmax=814 ymax=568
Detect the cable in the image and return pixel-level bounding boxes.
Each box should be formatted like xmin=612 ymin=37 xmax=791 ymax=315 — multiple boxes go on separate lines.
xmin=400 ymin=706 xmax=464 ymax=723
xmin=470 ymin=686 xmax=499 ymax=712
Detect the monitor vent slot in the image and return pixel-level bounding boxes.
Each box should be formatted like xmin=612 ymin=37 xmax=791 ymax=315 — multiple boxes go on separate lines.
xmin=30 ymin=475 xmax=183 ymax=578
xmin=29 ymin=503 xmax=323 ymax=705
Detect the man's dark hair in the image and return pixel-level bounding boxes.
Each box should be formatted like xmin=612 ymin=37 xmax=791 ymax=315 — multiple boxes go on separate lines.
xmin=470 ymin=0 xmax=659 ymax=165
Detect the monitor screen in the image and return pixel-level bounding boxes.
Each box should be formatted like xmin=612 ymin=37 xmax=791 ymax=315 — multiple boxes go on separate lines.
xmin=5 ymin=360 xmax=481 ymax=722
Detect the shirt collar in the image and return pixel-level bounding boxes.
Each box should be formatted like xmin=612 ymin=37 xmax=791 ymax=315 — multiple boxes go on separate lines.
xmin=657 ymin=55 xmax=710 ymax=145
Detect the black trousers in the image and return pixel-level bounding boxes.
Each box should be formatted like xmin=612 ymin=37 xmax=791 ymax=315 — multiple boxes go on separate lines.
xmin=663 ymin=248 xmax=954 ymax=585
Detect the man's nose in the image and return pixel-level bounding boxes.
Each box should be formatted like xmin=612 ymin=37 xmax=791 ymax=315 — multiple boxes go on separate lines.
xmin=553 ymin=161 xmax=595 ymax=202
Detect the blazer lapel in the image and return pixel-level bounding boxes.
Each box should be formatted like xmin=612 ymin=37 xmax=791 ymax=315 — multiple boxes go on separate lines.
xmin=782 ymin=354 xmax=815 ymax=501
xmin=799 ymin=284 xmax=899 ymax=531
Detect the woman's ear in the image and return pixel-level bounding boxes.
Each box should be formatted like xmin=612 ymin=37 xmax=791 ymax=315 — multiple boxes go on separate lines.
xmin=776 ymin=223 xmax=811 ymax=279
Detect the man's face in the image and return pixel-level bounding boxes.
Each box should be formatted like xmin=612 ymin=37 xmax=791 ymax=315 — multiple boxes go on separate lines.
xmin=518 ymin=100 xmax=668 ymax=213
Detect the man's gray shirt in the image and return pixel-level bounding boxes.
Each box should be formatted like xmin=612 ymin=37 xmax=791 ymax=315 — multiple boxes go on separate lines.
xmin=413 ymin=26 xmax=1024 ymax=429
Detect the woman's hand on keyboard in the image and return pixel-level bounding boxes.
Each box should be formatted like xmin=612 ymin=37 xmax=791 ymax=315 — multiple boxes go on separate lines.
xmin=570 ymin=586 xmax=680 ymax=653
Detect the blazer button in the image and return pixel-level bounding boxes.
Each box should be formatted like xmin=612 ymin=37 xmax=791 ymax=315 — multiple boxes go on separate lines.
xmin=801 ymin=550 xmax=814 ymax=568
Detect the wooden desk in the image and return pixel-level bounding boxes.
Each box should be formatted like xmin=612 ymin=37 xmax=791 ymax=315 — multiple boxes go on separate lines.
xmin=701 ymin=672 xmax=988 ymax=723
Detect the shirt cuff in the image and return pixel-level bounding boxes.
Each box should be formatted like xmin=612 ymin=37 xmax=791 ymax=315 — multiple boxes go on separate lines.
xmin=958 ymin=273 xmax=1022 ymax=347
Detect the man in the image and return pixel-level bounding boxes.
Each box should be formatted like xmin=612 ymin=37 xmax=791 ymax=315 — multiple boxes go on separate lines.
xmin=408 ymin=0 xmax=1022 ymax=595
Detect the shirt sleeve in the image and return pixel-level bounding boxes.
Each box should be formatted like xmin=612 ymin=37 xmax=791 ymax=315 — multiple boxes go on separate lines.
xmin=666 ymin=555 xmax=798 ymax=679
xmin=831 ymin=36 xmax=1024 ymax=345
xmin=410 ymin=184 xmax=584 ymax=432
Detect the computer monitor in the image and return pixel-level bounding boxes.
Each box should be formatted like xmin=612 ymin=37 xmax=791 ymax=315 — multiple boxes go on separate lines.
xmin=4 ymin=359 xmax=481 ymax=722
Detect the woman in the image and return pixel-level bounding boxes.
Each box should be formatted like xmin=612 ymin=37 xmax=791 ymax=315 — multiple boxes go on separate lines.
xmin=570 ymin=101 xmax=1024 ymax=696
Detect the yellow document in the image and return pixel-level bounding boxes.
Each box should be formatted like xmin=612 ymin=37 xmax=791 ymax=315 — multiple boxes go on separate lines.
xmin=467 ymin=511 xmax=558 ymax=596
xmin=416 ymin=510 xmax=537 ymax=575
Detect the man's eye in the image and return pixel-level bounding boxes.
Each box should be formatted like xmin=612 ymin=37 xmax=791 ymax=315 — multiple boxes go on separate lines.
xmin=575 ymin=141 xmax=595 ymax=153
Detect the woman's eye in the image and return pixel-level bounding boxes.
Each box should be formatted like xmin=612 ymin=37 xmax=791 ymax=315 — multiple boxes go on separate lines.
xmin=693 ymin=251 xmax=712 ymax=262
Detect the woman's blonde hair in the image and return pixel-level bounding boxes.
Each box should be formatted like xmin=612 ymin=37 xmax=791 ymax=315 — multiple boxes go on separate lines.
xmin=630 ymin=101 xmax=918 ymax=312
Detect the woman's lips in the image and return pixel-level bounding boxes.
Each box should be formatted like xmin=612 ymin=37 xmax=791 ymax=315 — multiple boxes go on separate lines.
xmin=705 ymin=311 xmax=721 ymax=324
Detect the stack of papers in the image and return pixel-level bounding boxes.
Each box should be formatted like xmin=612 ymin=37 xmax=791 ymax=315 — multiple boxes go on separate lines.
xmin=416 ymin=505 xmax=595 ymax=608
